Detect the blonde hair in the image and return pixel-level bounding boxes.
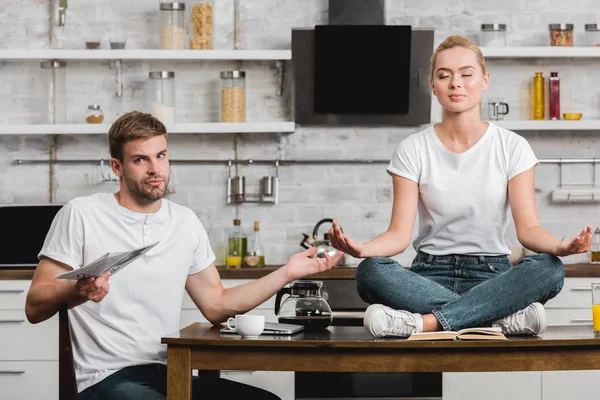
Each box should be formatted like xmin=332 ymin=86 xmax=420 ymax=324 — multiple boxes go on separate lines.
xmin=108 ymin=111 xmax=167 ymax=162
xmin=429 ymin=35 xmax=487 ymax=83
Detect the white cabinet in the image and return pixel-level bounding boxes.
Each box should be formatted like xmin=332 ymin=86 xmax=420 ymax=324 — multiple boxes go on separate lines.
xmin=0 ymin=280 xmax=58 ymax=400
xmin=443 ymin=372 xmax=541 ymax=400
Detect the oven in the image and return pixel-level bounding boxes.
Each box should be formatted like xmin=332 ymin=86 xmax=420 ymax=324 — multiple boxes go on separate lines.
xmin=294 ymin=279 xmax=442 ymax=400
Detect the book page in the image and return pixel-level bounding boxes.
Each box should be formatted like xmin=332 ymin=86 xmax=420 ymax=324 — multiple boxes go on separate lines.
xmin=52 ymin=242 xmax=159 ymax=280
xmin=406 ymin=331 xmax=458 ymax=341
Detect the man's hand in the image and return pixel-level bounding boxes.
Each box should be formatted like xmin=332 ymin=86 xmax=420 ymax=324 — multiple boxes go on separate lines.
xmin=74 ymin=271 xmax=111 ymax=302
xmin=283 ymin=247 xmax=345 ymax=282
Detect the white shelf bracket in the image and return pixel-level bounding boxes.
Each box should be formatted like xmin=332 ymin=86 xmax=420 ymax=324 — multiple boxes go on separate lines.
xmin=111 ymin=59 xmax=123 ymax=97
xmin=275 ymin=60 xmax=285 ymax=97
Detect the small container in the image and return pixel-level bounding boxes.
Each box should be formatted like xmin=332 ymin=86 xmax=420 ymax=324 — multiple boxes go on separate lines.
xmin=591 ymin=227 xmax=600 ymax=264
xmin=549 ymin=24 xmax=574 ymax=46
xmin=40 ymin=60 xmax=67 ymax=124
xmin=481 ymin=24 xmax=507 ymax=47
xmin=585 ymin=24 xmax=600 ymax=47
xmin=220 ymin=70 xmax=246 ymax=122
xmin=147 ymin=71 xmax=176 ymax=123
xmin=549 ymin=72 xmax=560 ymax=120
xmin=189 ymin=1 xmax=214 ymax=50
xmin=160 ymin=2 xmax=186 ymax=50
xmin=85 ymin=105 xmax=104 ymax=123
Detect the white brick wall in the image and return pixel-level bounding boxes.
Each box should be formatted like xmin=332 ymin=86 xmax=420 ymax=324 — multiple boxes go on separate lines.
xmin=1 ymin=0 xmax=599 ymax=266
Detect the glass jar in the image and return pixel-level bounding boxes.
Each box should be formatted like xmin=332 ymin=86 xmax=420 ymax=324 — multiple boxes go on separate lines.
xmin=159 ymin=2 xmax=186 ymax=50
xmin=220 ymin=70 xmax=246 ymax=122
xmin=85 ymin=105 xmax=104 ymax=123
xmin=549 ymin=24 xmax=574 ymax=46
xmin=591 ymin=227 xmax=600 ymax=264
xmin=481 ymin=24 xmax=507 ymax=47
xmin=189 ymin=1 xmax=214 ymax=50
xmin=147 ymin=71 xmax=176 ymax=123
xmin=585 ymin=24 xmax=600 ymax=47
xmin=40 ymin=60 xmax=67 ymax=124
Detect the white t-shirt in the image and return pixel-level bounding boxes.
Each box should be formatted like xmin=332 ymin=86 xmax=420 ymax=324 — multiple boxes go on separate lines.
xmin=387 ymin=122 xmax=538 ymax=256
xmin=38 ymin=193 xmax=216 ymax=393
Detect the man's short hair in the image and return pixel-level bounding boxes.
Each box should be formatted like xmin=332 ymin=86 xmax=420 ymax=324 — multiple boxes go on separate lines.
xmin=108 ymin=111 xmax=167 ymax=162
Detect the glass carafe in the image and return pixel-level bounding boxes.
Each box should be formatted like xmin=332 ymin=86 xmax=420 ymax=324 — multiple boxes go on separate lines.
xmin=274 ymin=280 xmax=333 ymax=331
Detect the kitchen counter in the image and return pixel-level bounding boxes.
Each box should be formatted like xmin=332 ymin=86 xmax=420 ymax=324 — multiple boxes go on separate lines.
xmin=2 ymin=263 xmax=600 ymax=280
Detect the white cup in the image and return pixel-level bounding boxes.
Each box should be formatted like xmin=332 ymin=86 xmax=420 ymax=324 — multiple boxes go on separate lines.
xmin=226 ymin=314 xmax=265 ymax=338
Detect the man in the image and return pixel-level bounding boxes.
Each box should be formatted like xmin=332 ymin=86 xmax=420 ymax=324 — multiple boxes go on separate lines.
xmin=25 ymin=111 xmax=343 ymax=400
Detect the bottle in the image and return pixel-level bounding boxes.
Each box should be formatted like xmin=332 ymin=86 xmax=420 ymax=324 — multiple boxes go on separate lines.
xmin=245 ymin=221 xmax=265 ymax=268
xmin=226 ymin=219 xmax=247 ymax=268
xmin=533 ymin=72 xmax=545 ymax=120
xmin=591 ymin=228 xmax=600 ymax=264
xmin=549 ymin=72 xmax=560 ymax=120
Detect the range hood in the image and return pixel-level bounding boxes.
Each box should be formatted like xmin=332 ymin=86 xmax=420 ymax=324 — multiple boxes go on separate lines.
xmin=292 ymin=0 xmax=434 ymax=126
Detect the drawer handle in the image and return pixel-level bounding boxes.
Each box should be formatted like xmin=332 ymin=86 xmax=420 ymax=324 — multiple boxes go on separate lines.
xmin=0 ymin=289 xmax=24 ymax=293
xmin=571 ymin=287 xmax=593 ymax=291
xmin=571 ymin=318 xmax=593 ymax=323
xmin=0 ymin=319 xmax=25 ymax=324
xmin=0 ymin=370 xmax=25 ymax=375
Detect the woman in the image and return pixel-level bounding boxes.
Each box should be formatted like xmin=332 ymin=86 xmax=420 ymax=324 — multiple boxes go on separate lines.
xmin=328 ymin=35 xmax=592 ymax=338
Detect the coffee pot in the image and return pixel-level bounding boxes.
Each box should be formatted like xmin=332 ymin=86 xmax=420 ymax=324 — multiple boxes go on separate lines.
xmin=300 ymin=218 xmax=345 ymax=262
xmin=274 ymin=280 xmax=333 ymax=331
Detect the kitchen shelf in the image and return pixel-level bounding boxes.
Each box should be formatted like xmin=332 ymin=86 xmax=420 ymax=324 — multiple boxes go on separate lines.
xmin=0 ymin=49 xmax=292 ymax=61
xmin=493 ymin=120 xmax=600 ymax=130
xmin=0 ymin=122 xmax=296 ymax=135
xmin=481 ymin=46 xmax=600 ymax=58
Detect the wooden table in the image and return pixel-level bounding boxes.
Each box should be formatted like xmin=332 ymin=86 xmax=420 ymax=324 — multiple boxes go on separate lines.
xmin=161 ymin=323 xmax=600 ymax=400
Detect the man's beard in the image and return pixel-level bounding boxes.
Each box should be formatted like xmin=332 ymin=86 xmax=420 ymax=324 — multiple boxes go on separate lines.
xmin=123 ymin=172 xmax=169 ymax=204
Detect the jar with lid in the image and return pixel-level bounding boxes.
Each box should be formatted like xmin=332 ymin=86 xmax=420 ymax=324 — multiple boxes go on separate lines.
xmin=481 ymin=24 xmax=507 ymax=47
xmin=585 ymin=24 xmax=600 ymax=46
xmin=40 ymin=60 xmax=67 ymax=124
xmin=220 ymin=70 xmax=246 ymax=122
xmin=189 ymin=1 xmax=214 ymax=50
xmin=147 ymin=71 xmax=176 ymax=123
xmin=549 ymin=24 xmax=574 ymax=46
xmin=159 ymin=2 xmax=186 ymax=50
xmin=85 ymin=105 xmax=104 ymax=123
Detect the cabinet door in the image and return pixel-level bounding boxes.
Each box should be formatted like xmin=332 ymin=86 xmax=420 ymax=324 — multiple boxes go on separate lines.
xmin=0 ymin=361 xmax=58 ymax=400
xmin=221 ymin=370 xmax=294 ymax=400
xmin=443 ymin=372 xmax=541 ymax=400
xmin=542 ymin=371 xmax=600 ymax=400
xmin=0 ymin=311 xmax=58 ymax=360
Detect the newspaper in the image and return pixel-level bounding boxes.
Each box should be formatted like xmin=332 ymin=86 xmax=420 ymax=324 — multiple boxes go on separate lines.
xmin=52 ymin=241 xmax=159 ymax=280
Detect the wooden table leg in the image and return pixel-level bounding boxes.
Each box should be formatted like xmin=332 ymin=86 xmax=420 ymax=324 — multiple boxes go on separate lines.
xmin=167 ymin=346 xmax=192 ymax=400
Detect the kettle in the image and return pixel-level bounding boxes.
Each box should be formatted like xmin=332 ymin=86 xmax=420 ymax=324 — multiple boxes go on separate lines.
xmin=274 ymin=280 xmax=333 ymax=331
xmin=300 ymin=218 xmax=345 ymax=262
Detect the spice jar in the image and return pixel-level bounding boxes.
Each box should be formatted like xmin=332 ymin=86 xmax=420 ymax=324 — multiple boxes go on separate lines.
xmin=40 ymin=60 xmax=67 ymax=124
xmin=585 ymin=24 xmax=600 ymax=46
xmin=85 ymin=105 xmax=104 ymax=123
xmin=147 ymin=71 xmax=176 ymax=123
xmin=220 ymin=70 xmax=246 ymax=122
xmin=549 ymin=24 xmax=574 ymax=46
xmin=160 ymin=2 xmax=186 ymax=50
xmin=481 ymin=24 xmax=507 ymax=47
xmin=189 ymin=1 xmax=214 ymax=50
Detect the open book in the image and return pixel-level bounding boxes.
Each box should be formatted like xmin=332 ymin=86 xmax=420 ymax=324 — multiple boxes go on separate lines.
xmin=52 ymin=242 xmax=159 ymax=280
xmin=407 ymin=327 xmax=507 ymax=341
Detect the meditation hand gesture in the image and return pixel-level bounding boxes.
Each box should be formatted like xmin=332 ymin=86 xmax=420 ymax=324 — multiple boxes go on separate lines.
xmin=327 ymin=220 xmax=365 ymax=259
xmin=555 ymin=226 xmax=593 ymax=257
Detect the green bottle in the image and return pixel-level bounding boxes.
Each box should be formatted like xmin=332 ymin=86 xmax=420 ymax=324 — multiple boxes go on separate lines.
xmin=226 ymin=219 xmax=247 ymax=268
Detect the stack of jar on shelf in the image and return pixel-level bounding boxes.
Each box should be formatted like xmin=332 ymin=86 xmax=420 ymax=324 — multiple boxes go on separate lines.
xmin=159 ymin=1 xmax=214 ymax=50
xmin=480 ymin=23 xmax=600 ymax=47
xmin=226 ymin=219 xmax=266 ymax=268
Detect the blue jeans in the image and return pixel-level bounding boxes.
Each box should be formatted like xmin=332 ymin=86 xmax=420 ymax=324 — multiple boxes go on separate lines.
xmin=355 ymin=251 xmax=565 ymax=331
xmin=78 ymin=364 xmax=280 ymax=400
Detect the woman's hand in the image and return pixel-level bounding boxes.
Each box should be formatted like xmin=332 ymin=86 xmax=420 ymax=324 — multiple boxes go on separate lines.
xmin=327 ymin=220 xmax=365 ymax=259
xmin=283 ymin=247 xmax=345 ymax=282
xmin=555 ymin=226 xmax=593 ymax=257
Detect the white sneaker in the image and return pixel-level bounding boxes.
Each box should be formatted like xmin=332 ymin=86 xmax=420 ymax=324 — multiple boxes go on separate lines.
xmin=363 ymin=304 xmax=423 ymax=338
xmin=492 ymin=302 xmax=547 ymax=336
